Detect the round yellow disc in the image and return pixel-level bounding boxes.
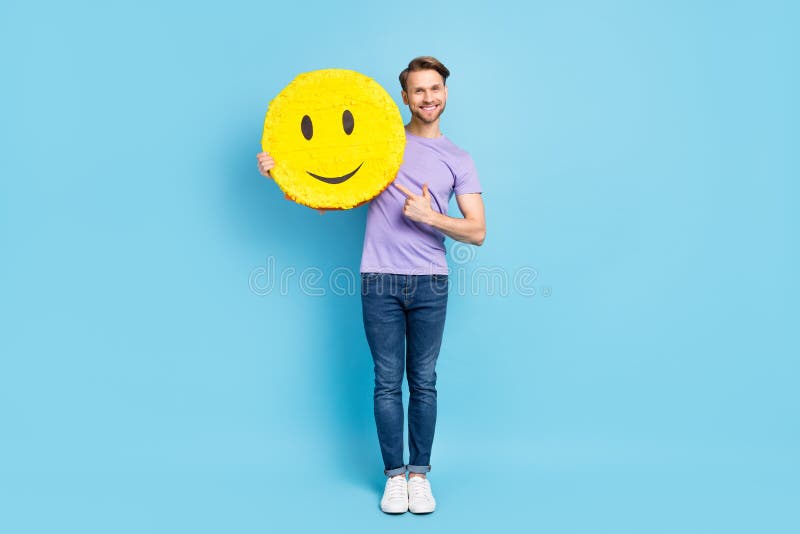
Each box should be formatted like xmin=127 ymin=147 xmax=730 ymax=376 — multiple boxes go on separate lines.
xmin=261 ymin=69 xmax=406 ymax=210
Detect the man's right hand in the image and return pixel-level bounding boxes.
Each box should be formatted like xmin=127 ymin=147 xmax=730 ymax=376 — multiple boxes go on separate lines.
xmin=256 ymin=151 xmax=275 ymax=179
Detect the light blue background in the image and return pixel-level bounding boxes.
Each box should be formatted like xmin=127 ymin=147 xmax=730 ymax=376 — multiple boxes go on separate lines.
xmin=1 ymin=0 xmax=797 ymax=532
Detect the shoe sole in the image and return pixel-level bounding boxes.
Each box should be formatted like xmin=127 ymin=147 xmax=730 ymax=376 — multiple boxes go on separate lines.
xmin=380 ymin=505 xmax=408 ymax=514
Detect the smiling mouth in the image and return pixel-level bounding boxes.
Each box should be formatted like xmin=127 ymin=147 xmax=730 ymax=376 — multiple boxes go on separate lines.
xmin=306 ymin=162 xmax=364 ymax=184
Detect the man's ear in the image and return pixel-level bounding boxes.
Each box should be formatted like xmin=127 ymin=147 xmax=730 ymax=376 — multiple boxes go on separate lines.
xmin=401 ymin=90 xmax=408 ymax=105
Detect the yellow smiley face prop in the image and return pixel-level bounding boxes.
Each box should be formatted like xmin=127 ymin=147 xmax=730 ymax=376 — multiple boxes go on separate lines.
xmin=261 ymin=69 xmax=406 ymax=210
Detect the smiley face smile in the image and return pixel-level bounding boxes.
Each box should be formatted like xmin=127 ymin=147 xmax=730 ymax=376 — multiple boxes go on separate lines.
xmin=306 ymin=161 xmax=364 ymax=184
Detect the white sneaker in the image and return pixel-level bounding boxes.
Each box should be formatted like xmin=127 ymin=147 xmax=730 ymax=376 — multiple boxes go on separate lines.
xmin=407 ymin=476 xmax=436 ymax=514
xmin=380 ymin=475 xmax=408 ymax=514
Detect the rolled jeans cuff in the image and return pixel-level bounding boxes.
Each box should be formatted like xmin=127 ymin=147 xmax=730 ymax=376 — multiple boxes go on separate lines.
xmin=384 ymin=465 xmax=407 ymax=477
xmin=406 ymin=464 xmax=431 ymax=474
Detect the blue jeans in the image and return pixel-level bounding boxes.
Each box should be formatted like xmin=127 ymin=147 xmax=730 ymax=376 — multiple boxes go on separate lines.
xmin=360 ymin=273 xmax=449 ymax=477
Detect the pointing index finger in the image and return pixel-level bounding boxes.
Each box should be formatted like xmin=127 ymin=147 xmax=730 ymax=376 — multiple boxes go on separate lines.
xmin=393 ymin=182 xmax=414 ymax=198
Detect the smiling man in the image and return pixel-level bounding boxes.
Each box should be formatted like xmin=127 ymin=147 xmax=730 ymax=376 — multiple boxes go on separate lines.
xmin=359 ymin=56 xmax=485 ymax=515
xmin=256 ymin=56 xmax=485 ymax=515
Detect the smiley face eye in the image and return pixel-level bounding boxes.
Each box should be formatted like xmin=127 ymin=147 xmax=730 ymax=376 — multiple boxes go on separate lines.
xmin=301 ymin=115 xmax=313 ymax=140
xmin=342 ymin=109 xmax=354 ymax=135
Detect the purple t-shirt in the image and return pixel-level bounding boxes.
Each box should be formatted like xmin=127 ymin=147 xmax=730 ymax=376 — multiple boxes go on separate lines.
xmin=360 ymin=129 xmax=482 ymax=275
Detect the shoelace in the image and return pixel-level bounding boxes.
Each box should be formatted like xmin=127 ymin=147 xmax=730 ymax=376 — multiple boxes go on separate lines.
xmin=385 ymin=478 xmax=406 ymax=499
xmin=408 ymin=478 xmax=433 ymax=502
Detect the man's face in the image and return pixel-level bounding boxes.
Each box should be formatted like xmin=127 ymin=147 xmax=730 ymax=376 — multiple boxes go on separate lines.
xmin=401 ymin=69 xmax=448 ymax=124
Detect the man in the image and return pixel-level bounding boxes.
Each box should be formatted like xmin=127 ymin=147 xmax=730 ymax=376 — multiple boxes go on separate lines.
xmin=257 ymin=56 xmax=485 ymax=514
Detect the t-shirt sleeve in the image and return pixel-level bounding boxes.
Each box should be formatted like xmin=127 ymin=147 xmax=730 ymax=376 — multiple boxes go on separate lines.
xmin=454 ymin=154 xmax=483 ymax=195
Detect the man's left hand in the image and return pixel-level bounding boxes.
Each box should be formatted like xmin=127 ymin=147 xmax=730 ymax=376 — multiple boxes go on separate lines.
xmin=394 ymin=182 xmax=436 ymax=225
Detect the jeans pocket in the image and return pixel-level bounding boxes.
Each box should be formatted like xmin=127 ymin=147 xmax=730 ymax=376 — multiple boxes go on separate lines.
xmin=429 ymin=274 xmax=449 ymax=295
xmin=361 ymin=272 xmax=382 ymax=295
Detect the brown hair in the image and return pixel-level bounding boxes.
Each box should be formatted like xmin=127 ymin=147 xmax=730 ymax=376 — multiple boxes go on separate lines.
xmin=399 ymin=56 xmax=450 ymax=92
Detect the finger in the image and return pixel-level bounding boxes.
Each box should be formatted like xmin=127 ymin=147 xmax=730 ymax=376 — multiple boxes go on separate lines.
xmin=422 ymin=183 xmax=430 ymax=198
xmin=393 ymin=183 xmax=414 ymax=198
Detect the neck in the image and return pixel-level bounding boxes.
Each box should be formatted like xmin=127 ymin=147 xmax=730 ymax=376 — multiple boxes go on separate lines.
xmin=405 ymin=117 xmax=442 ymax=138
